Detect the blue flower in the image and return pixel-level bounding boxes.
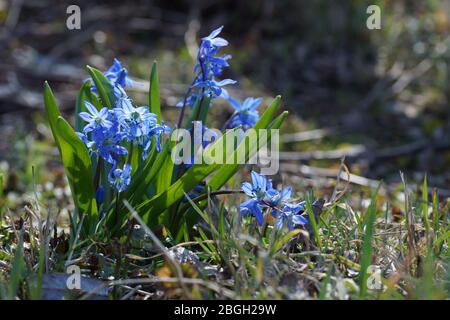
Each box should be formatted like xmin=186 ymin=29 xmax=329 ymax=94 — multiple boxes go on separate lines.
xmin=265 ymin=186 xmax=292 ymax=208
xmin=201 ymin=26 xmax=229 ymax=48
xmin=178 ymin=26 xmax=235 ymax=109
xmin=108 ymin=164 xmax=132 ymax=192
xmin=79 ymin=101 xmax=113 ymax=133
xmin=226 ymin=97 xmax=261 ymax=129
xmin=242 ymin=171 xmax=269 ymax=200
xmin=142 ymin=123 xmax=171 ymax=159
xmin=193 ymin=78 xmax=236 ymax=99
xmin=114 ymin=101 xmax=154 ymax=140
xmin=87 ymin=58 xmax=133 ymax=94
xmin=240 ymin=198 xmax=264 ymax=226
xmin=239 ymin=171 xmax=308 ymax=230
xmin=92 ymin=128 xmax=128 ymax=165
xmin=276 ymin=202 xmax=307 ymax=231
xmin=105 ymin=59 xmax=133 ymax=88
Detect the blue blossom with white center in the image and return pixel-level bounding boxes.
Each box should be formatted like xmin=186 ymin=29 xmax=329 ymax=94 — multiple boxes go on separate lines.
xmin=79 ymin=101 xmax=113 ymax=133
xmin=226 ymin=97 xmax=262 ymax=129
xmin=265 ymin=185 xmax=292 ymax=208
xmin=242 ymin=171 xmax=269 ymax=200
xmin=275 ymin=202 xmax=307 ymax=231
xmin=239 ymin=171 xmax=308 ymax=230
xmin=114 ymin=102 xmax=154 ymax=140
xmin=108 ymin=164 xmax=132 ymax=192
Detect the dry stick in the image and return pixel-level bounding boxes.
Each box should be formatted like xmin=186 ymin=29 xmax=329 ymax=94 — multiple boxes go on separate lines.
xmin=330 ymin=157 xmax=350 ymax=203
xmin=282 ymin=163 xmax=381 ymax=190
xmin=119 ymin=285 xmax=151 ymax=298
xmin=120 ymin=285 xmax=142 ymax=300
xmin=282 ymin=127 xmax=335 ymax=143
xmin=122 ymin=200 xmax=191 ymax=298
xmin=279 ymin=145 xmax=366 ymax=161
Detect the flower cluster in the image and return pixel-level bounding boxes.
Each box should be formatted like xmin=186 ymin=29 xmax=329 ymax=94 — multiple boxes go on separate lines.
xmin=78 ymin=59 xmax=170 ymax=192
xmin=178 ymin=26 xmax=236 ymax=109
xmin=240 ymin=171 xmax=307 ymax=231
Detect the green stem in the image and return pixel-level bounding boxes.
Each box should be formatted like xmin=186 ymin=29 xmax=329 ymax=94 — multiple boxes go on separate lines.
xmin=93 ymin=157 xmax=103 ymax=190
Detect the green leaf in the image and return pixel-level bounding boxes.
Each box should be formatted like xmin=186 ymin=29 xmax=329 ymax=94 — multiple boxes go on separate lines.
xmin=43 ymin=82 xmax=62 ymax=150
xmin=56 ymin=117 xmax=98 ymax=227
xmin=86 ymin=66 xmax=116 ymax=108
xmin=359 ymin=185 xmax=380 ymax=298
xmin=151 ymin=61 xmax=173 ymax=196
xmin=125 ymin=140 xmax=172 ymax=205
xmin=305 ymin=193 xmax=322 ymax=250
xmin=271 ymin=229 xmax=301 ymax=254
xmin=44 ymin=82 xmax=98 ymax=229
xmin=149 ymin=61 xmax=161 ymax=122
xmin=422 ymin=175 xmax=430 ymax=238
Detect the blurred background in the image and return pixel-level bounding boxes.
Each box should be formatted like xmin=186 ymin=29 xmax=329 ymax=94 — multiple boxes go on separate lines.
xmin=0 ymin=0 xmax=449 ymax=210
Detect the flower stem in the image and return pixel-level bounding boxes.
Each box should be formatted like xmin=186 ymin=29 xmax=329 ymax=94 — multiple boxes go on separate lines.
xmin=93 ymin=157 xmax=103 ymax=190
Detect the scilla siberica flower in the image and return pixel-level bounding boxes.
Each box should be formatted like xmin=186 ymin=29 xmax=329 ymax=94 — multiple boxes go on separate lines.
xmin=226 ymin=97 xmax=262 ymax=129
xmin=88 ymin=58 xmax=133 ymax=94
xmin=240 ymin=171 xmax=308 ymax=230
xmin=108 ymin=164 xmax=132 ymax=192
xmin=240 ymin=171 xmax=270 ymax=225
xmin=177 ymin=26 xmax=236 ymax=108
xmin=276 ymin=202 xmax=307 ymax=231
xmin=78 ymin=59 xmax=170 ymax=192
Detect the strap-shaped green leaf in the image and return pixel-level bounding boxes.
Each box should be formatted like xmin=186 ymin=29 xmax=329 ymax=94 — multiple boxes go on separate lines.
xmin=86 ymin=66 xmax=116 ymax=108
xmin=56 ymin=117 xmax=98 ymax=226
xmin=149 ymin=61 xmax=161 ymax=121
xmin=151 ymin=61 xmax=173 ymax=195
xmin=43 ymin=82 xmax=97 ymax=229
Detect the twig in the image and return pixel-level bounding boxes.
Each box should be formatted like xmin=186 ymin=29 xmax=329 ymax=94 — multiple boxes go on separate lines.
xmin=120 ymin=285 xmax=142 ymax=300
xmin=282 ymin=127 xmax=335 ymax=143
xmin=279 ymin=145 xmax=366 ymax=161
